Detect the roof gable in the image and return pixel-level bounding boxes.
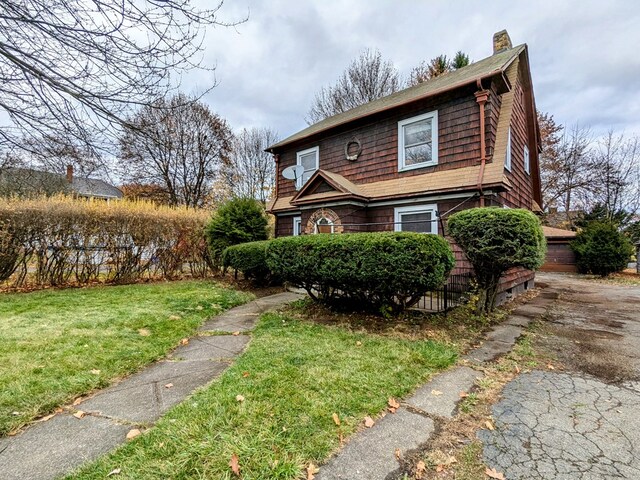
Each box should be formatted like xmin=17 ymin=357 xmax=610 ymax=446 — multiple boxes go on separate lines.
xmin=290 ymin=169 xmax=368 ymax=205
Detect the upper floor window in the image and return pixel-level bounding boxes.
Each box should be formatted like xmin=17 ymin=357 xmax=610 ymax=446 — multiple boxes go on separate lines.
xmin=296 ymin=146 xmax=319 ymax=189
xmin=394 ymin=204 xmax=438 ymax=234
xmin=523 ymin=144 xmax=530 ymax=174
xmin=398 ymin=111 xmax=438 ymax=171
xmin=505 ymin=127 xmax=512 ymax=171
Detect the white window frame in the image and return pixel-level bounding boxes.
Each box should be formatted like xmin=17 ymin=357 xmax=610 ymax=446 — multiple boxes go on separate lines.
xmin=505 ymin=127 xmax=512 ymax=171
xmin=523 ymin=144 xmax=530 ymax=174
xmin=314 ymin=217 xmax=334 ymax=234
xmin=398 ymin=111 xmax=438 ymax=172
xmin=292 ymin=216 xmax=302 ymax=236
xmin=394 ymin=204 xmax=438 ymax=234
xmin=296 ymin=146 xmax=319 ymax=189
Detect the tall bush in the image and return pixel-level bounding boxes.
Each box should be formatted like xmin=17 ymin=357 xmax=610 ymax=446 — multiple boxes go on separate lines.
xmin=0 ymin=195 xmax=212 ymax=287
xmin=571 ymin=221 xmax=634 ymax=277
xmin=448 ymin=208 xmax=546 ymax=313
xmin=205 ymin=198 xmax=268 ymax=266
xmin=265 ymin=232 xmax=455 ymax=313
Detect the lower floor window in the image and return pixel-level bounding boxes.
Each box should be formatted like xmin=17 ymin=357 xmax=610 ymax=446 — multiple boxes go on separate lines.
xmin=394 ymin=204 xmax=438 ymax=234
xmin=293 ymin=216 xmax=302 ymax=236
xmin=315 ymin=217 xmax=334 ymax=234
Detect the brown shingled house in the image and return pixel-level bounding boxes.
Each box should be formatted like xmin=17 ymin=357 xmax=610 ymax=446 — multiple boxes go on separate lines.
xmin=266 ymin=31 xmax=542 ymax=301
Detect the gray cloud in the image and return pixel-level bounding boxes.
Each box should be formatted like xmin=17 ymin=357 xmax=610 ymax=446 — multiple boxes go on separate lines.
xmin=194 ymin=0 xmax=640 ymax=139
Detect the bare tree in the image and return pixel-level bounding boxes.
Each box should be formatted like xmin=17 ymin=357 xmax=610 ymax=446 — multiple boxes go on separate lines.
xmin=306 ymin=49 xmax=400 ymax=124
xmin=588 ymin=132 xmax=640 ymax=218
xmin=119 ymin=94 xmax=233 ymax=209
xmin=538 ymin=112 xmax=593 ymax=219
xmin=0 ymin=0 xmax=242 ymax=157
xmin=222 ymin=127 xmax=279 ymax=204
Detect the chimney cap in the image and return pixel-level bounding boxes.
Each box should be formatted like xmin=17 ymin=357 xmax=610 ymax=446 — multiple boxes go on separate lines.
xmin=493 ymin=30 xmax=513 ymax=54
xmin=66 ymin=164 xmax=73 ymax=183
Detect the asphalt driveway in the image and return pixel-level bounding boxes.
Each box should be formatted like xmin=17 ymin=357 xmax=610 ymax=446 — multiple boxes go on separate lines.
xmin=480 ymin=273 xmax=640 ymax=479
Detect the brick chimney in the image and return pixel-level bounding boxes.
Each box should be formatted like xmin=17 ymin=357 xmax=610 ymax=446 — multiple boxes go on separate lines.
xmin=493 ymin=30 xmax=512 ymax=54
xmin=66 ymin=164 xmax=73 ymax=184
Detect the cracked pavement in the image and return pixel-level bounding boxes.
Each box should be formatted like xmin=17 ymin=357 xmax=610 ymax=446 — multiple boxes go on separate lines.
xmin=481 ymin=273 xmax=640 ymax=479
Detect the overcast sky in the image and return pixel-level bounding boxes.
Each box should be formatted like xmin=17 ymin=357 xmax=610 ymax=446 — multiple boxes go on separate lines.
xmin=188 ymin=0 xmax=639 ymax=142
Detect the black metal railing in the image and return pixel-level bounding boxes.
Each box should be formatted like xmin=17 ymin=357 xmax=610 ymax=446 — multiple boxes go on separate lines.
xmin=414 ymin=269 xmax=474 ymax=313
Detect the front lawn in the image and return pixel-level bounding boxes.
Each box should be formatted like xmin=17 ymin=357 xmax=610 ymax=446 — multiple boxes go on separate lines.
xmin=67 ymin=309 xmax=457 ymax=480
xmin=0 ymin=280 xmax=252 ymax=436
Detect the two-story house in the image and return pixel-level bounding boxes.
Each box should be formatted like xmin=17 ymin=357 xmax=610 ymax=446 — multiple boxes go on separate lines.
xmin=266 ymin=30 xmax=542 ymax=299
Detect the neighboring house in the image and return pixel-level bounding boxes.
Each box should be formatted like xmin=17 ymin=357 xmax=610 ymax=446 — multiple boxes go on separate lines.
xmin=266 ymin=30 xmax=542 ymax=300
xmin=0 ymin=165 xmax=122 ymax=200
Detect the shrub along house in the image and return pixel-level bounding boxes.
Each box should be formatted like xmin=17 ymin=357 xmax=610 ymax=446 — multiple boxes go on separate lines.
xmin=266 ymin=30 xmax=542 ymax=305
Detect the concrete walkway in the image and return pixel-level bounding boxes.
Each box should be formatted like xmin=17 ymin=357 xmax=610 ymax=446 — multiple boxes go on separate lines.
xmin=317 ymin=288 xmax=558 ymax=480
xmin=0 ymin=291 xmax=300 ymax=480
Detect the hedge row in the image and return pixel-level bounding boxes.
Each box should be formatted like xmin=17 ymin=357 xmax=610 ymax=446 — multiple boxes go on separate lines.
xmin=222 ymin=240 xmax=272 ymax=283
xmin=224 ymin=232 xmax=455 ymax=312
xmin=0 ymin=196 xmax=213 ymax=286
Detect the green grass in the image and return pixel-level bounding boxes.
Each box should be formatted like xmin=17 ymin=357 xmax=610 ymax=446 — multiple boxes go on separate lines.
xmin=67 ymin=312 xmax=457 ymax=480
xmin=0 ymin=281 xmax=252 ymax=435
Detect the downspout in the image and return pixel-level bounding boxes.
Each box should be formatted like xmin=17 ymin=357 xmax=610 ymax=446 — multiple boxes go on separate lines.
xmin=475 ymin=79 xmax=490 ymax=207
xmin=273 ymin=153 xmax=280 ymax=199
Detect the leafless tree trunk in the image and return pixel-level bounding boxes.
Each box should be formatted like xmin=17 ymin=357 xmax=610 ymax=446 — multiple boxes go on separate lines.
xmin=119 ymin=94 xmax=233 ymax=209
xmin=588 ymin=132 xmax=640 ymax=218
xmin=306 ymin=49 xmax=401 ymax=124
xmin=0 ymin=0 xmax=243 ymax=157
xmin=221 ymin=128 xmax=279 ymax=204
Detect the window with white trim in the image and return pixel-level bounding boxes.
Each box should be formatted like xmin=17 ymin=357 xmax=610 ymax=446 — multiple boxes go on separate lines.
xmin=293 ymin=216 xmax=302 ymax=236
xmin=315 ymin=217 xmax=334 ymax=234
xmin=523 ymin=144 xmax=530 ymax=174
xmin=394 ymin=204 xmax=438 ymax=234
xmin=505 ymin=127 xmax=512 ymax=171
xmin=296 ymin=146 xmax=319 ymax=188
xmin=398 ymin=111 xmax=438 ymax=171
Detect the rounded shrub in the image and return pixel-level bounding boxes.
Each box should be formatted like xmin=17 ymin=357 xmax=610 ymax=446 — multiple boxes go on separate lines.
xmin=571 ymin=221 xmax=634 ymax=277
xmin=448 ymin=207 xmax=546 ymax=313
xmin=205 ymin=198 xmax=268 ymax=267
xmin=222 ymin=240 xmax=273 ymax=285
xmin=265 ymin=232 xmax=455 ymax=313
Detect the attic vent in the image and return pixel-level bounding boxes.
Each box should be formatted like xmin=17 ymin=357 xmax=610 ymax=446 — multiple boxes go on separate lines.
xmin=493 ymin=30 xmax=512 ymax=54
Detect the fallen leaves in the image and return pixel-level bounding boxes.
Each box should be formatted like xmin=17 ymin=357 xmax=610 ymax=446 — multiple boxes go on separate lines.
xmin=435 ymin=455 xmax=457 ymax=473
xmin=164 ymin=383 xmax=174 ymax=389
xmin=355 ymin=341 xmax=362 ymax=347
xmin=415 ymin=460 xmax=427 ymax=479
xmin=229 ymin=453 xmax=240 ymax=476
xmin=90 ymin=369 xmax=101 ymax=375
xmin=232 ymin=331 xmax=241 ymax=336
xmin=395 ymin=448 xmax=401 ymax=460
xmin=515 ymin=364 xmax=521 ymax=374
xmin=73 ymin=410 xmax=86 ymax=419
xmin=363 ymin=416 xmax=375 ymax=428
xmin=547 ymin=363 xmax=555 ymax=370
xmin=180 ymin=338 xmax=189 ymax=346
xmin=485 ymin=467 xmax=505 ymax=479
xmin=332 ymin=413 xmax=341 ymax=426
xmin=138 ymin=328 xmax=151 ymax=336
xmin=126 ymin=428 xmax=141 ymax=440
xmin=306 ymin=462 xmax=320 ymax=480
xmin=388 ymin=397 xmax=400 ymax=413
xmin=236 ymin=394 xmax=245 ymax=403
xmin=107 ymin=468 xmax=121 ymax=476
xmin=242 ymin=371 xmax=250 ymax=378
xmin=431 ymin=389 xmax=443 ymax=396
xmin=485 ymin=420 xmax=495 ymax=431
xmin=169 ymin=315 xmax=181 ymax=321
xmin=459 ymin=391 xmax=469 ymax=399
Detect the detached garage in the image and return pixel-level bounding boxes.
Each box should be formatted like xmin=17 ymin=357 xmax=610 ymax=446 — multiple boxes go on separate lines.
xmin=541 ymin=226 xmax=577 ymax=272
